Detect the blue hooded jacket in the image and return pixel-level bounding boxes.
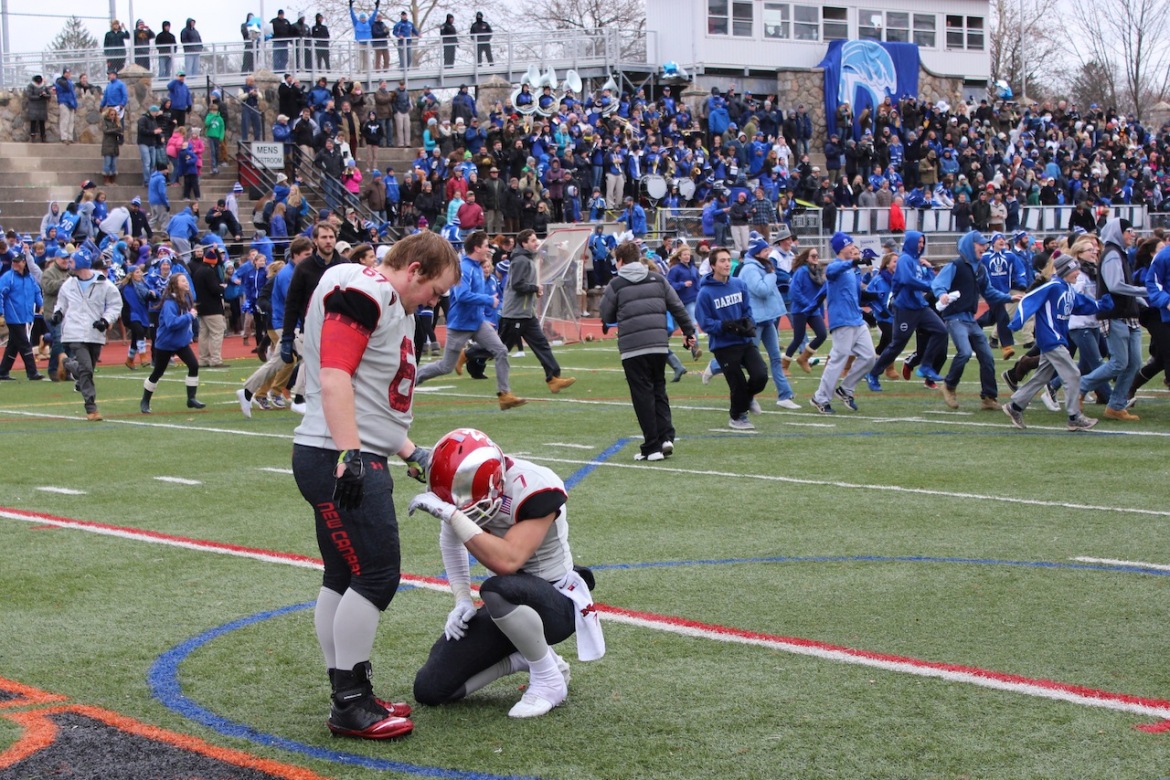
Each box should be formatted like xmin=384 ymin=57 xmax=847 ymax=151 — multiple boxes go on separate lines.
xmin=788 ymin=264 xmax=826 ymax=315
xmin=823 ymin=258 xmax=865 ymax=331
xmin=1010 ymin=275 xmax=1108 ymax=352
xmin=932 ymin=230 xmax=1015 ymax=321
xmin=447 ymin=255 xmax=496 ymax=330
xmin=155 ymin=297 xmax=194 ymax=351
xmin=0 ymin=264 xmax=42 ymax=324
xmin=891 ymin=230 xmax=933 ymax=311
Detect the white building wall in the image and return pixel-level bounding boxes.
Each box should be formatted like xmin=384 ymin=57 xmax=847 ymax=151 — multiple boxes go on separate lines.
xmin=646 ymin=0 xmax=989 ymax=81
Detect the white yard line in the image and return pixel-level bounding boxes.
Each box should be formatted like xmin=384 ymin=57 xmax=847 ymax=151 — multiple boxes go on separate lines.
xmin=35 ymin=486 xmax=87 ymax=495
xmin=154 ymin=476 xmax=202 ymax=485
xmin=1073 ymin=556 xmax=1170 ymax=572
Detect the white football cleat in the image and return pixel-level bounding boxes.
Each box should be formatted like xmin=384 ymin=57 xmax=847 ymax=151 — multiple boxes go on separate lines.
xmin=290 ymin=401 xmax=307 ymax=415
xmin=508 ymin=680 xmax=568 ymax=718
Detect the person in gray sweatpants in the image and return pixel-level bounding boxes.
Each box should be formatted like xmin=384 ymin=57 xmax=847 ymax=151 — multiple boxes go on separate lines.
xmin=809 ymin=232 xmax=877 ymax=414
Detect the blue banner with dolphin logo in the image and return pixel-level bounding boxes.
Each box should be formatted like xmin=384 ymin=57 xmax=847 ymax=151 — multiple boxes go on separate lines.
xmin=819 ymin=40 xmax=919 ymax=142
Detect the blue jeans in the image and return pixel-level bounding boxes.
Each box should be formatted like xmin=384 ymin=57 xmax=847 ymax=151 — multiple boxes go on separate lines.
xmin=158 ymin=53 xmax=172 ymax=78
xmin=139 ymin=144 xmax=154 ymax=185
xmin=380 ymin=118 xmax=393 ymax=147
xmin=184 ymin=53 xmax=200 ymax=76
xmin=1080 ymin=320 xmax=1141 ymax=411
xmin=754 ymin=319 xmax=795 ymax=401
xmin=943 ymin=318 xmax=998 ymax=398
xmin=240 ymin=105 xmax=263 ymax=142
xmin=103 ymin=155 xmax=118 ymax=176
xmin=48 ymin=321 xmax=65 ymax=375
xmin=207 ymin=138 xmax=220 ymax=170
xmin=273 ymin=42 xmax=289 ymax=71
xmin=1055 ymin=327 xmax=1108 ymax=399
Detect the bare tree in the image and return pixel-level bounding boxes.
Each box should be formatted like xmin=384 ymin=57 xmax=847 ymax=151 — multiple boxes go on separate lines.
xmin=1063 ymin=60 xmax=1120 ymax=112
xmin=488 ymin=0 xmax=646 ymax=60
xmin=988 ymin=0 xmax=1062 ymax=102
xmin=1068 ymin=0 xmax=1170 ymax=117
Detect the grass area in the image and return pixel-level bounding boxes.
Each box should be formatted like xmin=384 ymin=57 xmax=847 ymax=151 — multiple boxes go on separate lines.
xmin=1 ymin=335 xmax=1169 ymax=779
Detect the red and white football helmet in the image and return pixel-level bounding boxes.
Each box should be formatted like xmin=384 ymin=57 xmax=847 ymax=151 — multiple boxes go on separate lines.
xmin=428 ymin=428 xmax=506 ymax=524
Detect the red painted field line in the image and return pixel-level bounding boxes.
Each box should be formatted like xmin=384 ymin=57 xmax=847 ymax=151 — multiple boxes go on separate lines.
xmin=4 ymin=505 xmax=1169 ymax=729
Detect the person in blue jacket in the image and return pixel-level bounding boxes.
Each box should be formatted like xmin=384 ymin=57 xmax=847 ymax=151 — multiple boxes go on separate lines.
xmin=976 ymin=232 xmax=1026 ymax=359
xmin=695 ymin=245 xmax=767 ymax=430
xmin=392 ymin=9 xmax=419 ymax=68
xmin=931 ymin=230 xmax=1021 ymax=410
xmin=666 ymin=243 xmax=700 ymax=324
xmin=140 ymin=272 xmax=204 ymax=413
xmin=782 ymin=246 xmax=827 ymax=373
xmin=808 ymin=232 xmax=877 ymax=414
xmin=0 ymin=254 xmax=45 ymax=380
xmin=418 ymin=231 xmax=524 ymax=411
xmin=118 ymin=264 xmax=155 ymax=369
xmin=619 ymin=196 xmax=647 ymax=238
xmin=737 ymin=237 xmax=799 ymax=408
xmin=166 ymin=70 xmax=192 ymax=127
xmin=56 ymin=68 xmax=78 ymax=144
xmin=1134 ymin=243 xmax=1170 ymax=400
xmin=864 ymin=251 xmax=895 ymax=390
xmin=166 ymin=203 xmax=200 ymax=258
xmin=1001 ymin=252 xmax=1112 ymax=431
xmin=866 ymin=230 xmax=948 ymax=386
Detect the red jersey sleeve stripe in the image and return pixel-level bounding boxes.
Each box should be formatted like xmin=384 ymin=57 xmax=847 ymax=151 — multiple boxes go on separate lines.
xmin=320 ymin=312 xmax=371 ymax=375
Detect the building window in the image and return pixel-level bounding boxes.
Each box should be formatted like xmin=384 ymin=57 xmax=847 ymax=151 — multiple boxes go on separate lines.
xmin=793 ymin=4 xmax=819 ymax=40
xmin=913 ymin=14 xmax=936 ymax=48
xmin=946 ymin=15 xmax=983 ymax=50
xmin=885 ymin=12 xmax=910 ymax=42
xmin=763 ymin=2 xmax=790 ymax=39
xmin=823 ymin=6 xmax=848 ymax=40
xmin=859 ymin=9 xmax=881 ymax=40
xmin=709 ymin=0 xmax=753 ymax=36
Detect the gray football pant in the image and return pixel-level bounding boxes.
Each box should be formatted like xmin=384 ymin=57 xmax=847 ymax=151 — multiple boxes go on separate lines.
xmin=416 ymin=322 xmax=510 ymax=394
xmin=1011 ymin=345 xmax=1082 ymax=416
xmin=813 ymin=324 xmax=877 ymax=404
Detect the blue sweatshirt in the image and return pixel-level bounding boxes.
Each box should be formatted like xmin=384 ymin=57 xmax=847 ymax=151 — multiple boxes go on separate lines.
xmin=666 ymin=262 xmax=700 ymax=305
xmin=823 ymin=259 xmax=865 ymax=330
xmin=149 ymin=171 xmax=169 ymax=208
xmin=1010 ymin=277 xmax=1108 ymax=352
xmin=788 ymin=265 xmax=826 ymax=315
xmin=154 ymin=298 xmax=194 ymax=351
xmin=695 ymin=274 xmax=754 ymax=350
xmin=270 ymin=262 xmax=294 ymax=331
xmin=891 ymin=230 xmax=933 ymax=311
xmin=932 ymin=230 xmax=1015 ymax=321
xmin=447 ymin=255 xmax=495 ymax=330
xmin=0 ymin=266 xmax=42 ymax=324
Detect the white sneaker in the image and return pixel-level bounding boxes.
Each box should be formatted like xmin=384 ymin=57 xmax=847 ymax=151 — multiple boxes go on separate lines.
xmin=514 ymin=350 xmax=526 ymax=358
xmin=728 ymin=415 xmax=755 ymax=430
xmin=749 ymin=398 xmax=762 ymax=414
xmin=236 ymin=388 xmax=253 ymax=419
xmin=634 ymin=451 xmax=665 ymax=462
xmin=661 ymin=440 xmax=674 ymax=457
xmin=290 ymin=401 xmax=307 ymax=415
xmin=700 ymin=366 xmax=713 ymax=384
xmin=776 ymin=398 xmax=801 ymax=409
xmin=1040 ymin=385 xmax=1061 ymax=412
xmin=508 ymin=685 xmax=567 ymax=718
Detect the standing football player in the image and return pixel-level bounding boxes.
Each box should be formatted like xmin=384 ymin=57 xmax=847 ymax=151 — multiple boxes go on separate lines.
xmin=291 ymin=229 xmax=459 ymax=740
xmin=409 ymin=428 xmax=605 ymax=718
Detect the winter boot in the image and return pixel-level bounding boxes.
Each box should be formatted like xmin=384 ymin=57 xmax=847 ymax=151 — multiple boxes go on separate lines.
xmin=140 ymin=381 xmax=155 ymax=414
xmin=795 ymin=346 xmax=817 ymax=373
xmin=186 ymin=378 xmax=206 ymax=410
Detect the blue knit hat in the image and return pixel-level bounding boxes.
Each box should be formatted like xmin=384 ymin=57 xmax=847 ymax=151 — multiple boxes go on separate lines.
xmin=830 ymin=231 xmax=853 ymax=255
xmin=72 ymin=248 xmax=93 ymax=269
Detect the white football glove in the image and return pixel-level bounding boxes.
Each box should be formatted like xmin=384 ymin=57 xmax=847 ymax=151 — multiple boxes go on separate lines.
xmin=444 ymin=599 xmax=478 ymax=641
xmin=408 ymin=491 xmax=458 ymax=522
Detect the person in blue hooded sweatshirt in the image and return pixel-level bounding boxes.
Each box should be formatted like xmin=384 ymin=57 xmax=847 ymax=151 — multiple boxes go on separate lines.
xmin=976 ymin=231 xmax=1027 ymax=359
xmin=737 ymin=236 xmax=800 ymax=409
xmin=931 ymin=230 xmax=1020 ymax=410
xmin=695 ymin=245 xmax=767 ymax=430
xmin=1001 ymin=252 xmax=1112 ymax=431
xmin=808 ymin=232 xmax=877 ymax=414
xmin=866 ymin=230 xmax=948 ymax=387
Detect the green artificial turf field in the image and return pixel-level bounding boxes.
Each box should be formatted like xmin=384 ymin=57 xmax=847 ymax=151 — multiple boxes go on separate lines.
xmin=1 ymin=337 xmax=1168 ymax=779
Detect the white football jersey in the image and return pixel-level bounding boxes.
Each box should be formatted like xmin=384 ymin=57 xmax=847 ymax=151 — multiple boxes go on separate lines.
xmin=294 ymin=263 xmax=416 ymax=458
xmin=482 ymin=457 xmax=573 ymax=583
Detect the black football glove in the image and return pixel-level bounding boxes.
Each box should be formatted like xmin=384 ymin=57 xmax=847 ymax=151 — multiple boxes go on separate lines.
xmin=333 ymin=449 xmax=365 ymax=510
xmin=51 ymin=310 xmax=64 ymax=326
xmin=92 ymin=318 xmax=109 ymax=332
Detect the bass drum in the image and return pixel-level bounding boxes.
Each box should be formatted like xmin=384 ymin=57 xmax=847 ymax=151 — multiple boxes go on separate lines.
xmin=677 ymin=177 xmax=696 ymax=201
xmin=641 ymin=174 xmax=668 ymax=200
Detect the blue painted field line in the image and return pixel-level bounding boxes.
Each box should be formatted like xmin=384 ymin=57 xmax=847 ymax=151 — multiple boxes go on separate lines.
xmin=563 ymin=438 xmax=629 ymax=490
xmin=148 ymin=598 xmax=539 ymax=780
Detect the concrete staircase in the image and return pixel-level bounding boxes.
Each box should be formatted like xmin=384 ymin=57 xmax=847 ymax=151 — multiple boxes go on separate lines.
xmin=0 ymin=141 xmax=419 ymax=237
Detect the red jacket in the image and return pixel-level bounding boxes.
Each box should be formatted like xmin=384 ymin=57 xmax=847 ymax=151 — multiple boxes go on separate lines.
xmin=456 ymin=201 xmax=485 ymax=229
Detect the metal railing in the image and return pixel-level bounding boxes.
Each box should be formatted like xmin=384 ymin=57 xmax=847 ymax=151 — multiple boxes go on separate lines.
xmin=1 ymin=27 xmax=643 ymax=90
xmin=834 ymin=204 xmax=1151 ymax=235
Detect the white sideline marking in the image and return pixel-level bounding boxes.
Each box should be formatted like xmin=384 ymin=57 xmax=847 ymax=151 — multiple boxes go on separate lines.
xmin=257 ymin=467 xmax=294 ymax=475
xmin=924 ymin=410 xmax=974 ymax=416
xmin=780 ymin=422 xmax=836 ymax=428
xmin=36 ymin=487 xmax=86 ymax=495
xmin=709 ymin=428 xmax=759 ymax=434
xmin=3 ymin=506 xmax=1169 ymax=724
xmin=543 ymin=442 xmax=594 ymax=449
xmin=154 ymin=476 xmax=202 ymax=485
xmin=414 ymin=385 xmax=456 ymax=393
xmin=1073 ymin=557 xmax=1170 ymax=572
